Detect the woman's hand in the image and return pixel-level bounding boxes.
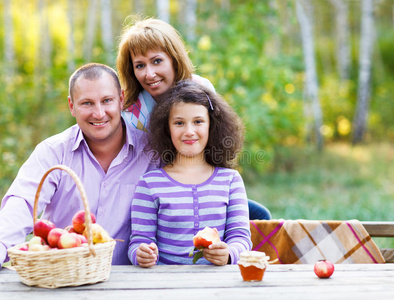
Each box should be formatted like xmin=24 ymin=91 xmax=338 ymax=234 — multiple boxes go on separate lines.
xmin=136 ymin=242 xmax=158 ymax=268
xmin=203 ymin=241 xmax=229 ymax=266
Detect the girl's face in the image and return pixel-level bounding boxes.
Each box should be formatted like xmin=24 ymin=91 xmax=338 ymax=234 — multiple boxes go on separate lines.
xmin=131 ymin=49 xmax=176 ymax=101
xmin=168 ymin=102 xmax=210 ymax=162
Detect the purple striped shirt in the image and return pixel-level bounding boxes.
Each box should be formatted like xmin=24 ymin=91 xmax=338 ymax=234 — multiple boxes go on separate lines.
xmin=129 ymin=167 xmax=252 ymax=265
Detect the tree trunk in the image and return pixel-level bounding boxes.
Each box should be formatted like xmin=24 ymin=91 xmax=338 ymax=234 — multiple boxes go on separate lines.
xmin=157 ymin=0 xmax=170 ymax=23
xmin=331 ymin=0 xmax=351 ymax=81
xmin=100 ymin=0 xmax=113 ymax=64
xmin=36 ymin=0 xmax=52 ymax=75
xmin=67 ymin=0 xmax=76 ymax=73
xmin=83 ymin=0 xmax=98 ymax=62
xmin=184 ymin=0 xmax=197 ymax=42
xmin=133 ymin=0 xmax=145 ymax=14
xmin=3 ymin=0 xmax=15 ymax=81
xmin=352 ymin=0 xmax=375 ymax=144
xmin=296 ymin=0 xmax=323 ymax=151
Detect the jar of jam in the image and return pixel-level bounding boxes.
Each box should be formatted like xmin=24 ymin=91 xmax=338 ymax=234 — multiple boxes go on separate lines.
xmin=238 ymin=251 xmax=270 ymax=282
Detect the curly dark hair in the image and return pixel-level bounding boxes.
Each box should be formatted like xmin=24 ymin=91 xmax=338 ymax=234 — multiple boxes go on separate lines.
xmin=148 ymin=80 xmax=245 ymax=169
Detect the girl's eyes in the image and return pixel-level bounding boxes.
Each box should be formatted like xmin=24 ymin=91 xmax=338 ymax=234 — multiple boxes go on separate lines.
xmin=174 ymin=121 xmax=184 ymax=126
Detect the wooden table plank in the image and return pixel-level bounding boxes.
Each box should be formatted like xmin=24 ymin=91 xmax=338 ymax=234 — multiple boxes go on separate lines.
xmin=1 ymin=264 xmax=394 ymax=300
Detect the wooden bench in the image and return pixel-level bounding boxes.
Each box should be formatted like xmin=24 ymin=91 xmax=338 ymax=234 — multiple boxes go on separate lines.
xmin=361 ymin=221 xmax=394 ymax=237
xmin=361 ymin=221 xmax=394 ymax=263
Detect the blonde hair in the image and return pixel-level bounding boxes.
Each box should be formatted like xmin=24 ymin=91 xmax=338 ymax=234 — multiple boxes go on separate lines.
xmin=116 ymin=17 xmax=195 ymax=109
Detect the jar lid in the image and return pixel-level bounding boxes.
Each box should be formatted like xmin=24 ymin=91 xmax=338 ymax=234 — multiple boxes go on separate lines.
xmin=239 ymin=251 xmax=269 ymax=262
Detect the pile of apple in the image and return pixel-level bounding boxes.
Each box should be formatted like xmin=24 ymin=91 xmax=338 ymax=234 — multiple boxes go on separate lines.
xmin=17 ymin=210 xmax=111 ymax=251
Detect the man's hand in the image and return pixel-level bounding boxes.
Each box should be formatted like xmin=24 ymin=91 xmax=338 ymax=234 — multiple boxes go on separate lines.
xmin=136 ymin=242 xmax=158 ymax=268
xmin=203 ymin=241 xmax=229 ymax=266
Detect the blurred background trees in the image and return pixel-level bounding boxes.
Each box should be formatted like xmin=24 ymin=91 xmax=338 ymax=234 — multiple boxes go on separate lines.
xmin=1 ymin=0 xmax=393 ymax=209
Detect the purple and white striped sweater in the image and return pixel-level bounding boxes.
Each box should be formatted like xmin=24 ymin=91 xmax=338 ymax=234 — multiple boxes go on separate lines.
xmin=129 ymin=167 xmax=252 ymax=265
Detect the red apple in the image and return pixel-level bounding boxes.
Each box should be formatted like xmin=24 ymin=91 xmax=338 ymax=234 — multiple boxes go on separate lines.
xmin=47 ymin=228 xmax=66 ymax=248
xmin=64 ymin=225 xmax=77 ymax=233
xmin=17 ymin=243 xmax=29 ymax=251
xmin=72 ymin=210 xmax=96 ymax=234
xmin=58 ymin=232 xmax=81 ymax=249
xmin=33 ymin=219 xmax=56 ymax=242
xmin=29 ymin=235 xmax=47 ymax=246
xmin=77 ymin=234 xmax=88 ymax=244
xmin=193 ymin=227 xmax=221 ymax=249
xmin=314 ymin=260 xmax=335 ymax=278
xmin=29 ymin=244 xmax=50 ymax=251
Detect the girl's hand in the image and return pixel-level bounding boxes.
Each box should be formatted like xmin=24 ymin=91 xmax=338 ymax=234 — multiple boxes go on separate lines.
xmin=203 ymin=241 xmax=229 ymax=266
xmin=136 ymin=242 xmax=158 ymax=268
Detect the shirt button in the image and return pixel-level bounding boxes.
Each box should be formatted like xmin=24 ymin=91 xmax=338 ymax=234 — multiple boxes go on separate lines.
xmin=194 ymin=223 xmax=198 ymax=227
xmin=98 ymin=208 xmax=104 ymax=215
xmin=194 ymin=207 xmax=198 ymax=210
xmin=193 ymin=192 xmax=197 ymax=195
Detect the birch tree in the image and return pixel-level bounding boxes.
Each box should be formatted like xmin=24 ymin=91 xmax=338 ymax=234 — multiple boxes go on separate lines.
xmin=3 ymin=0 xmax=15 ymax=81
xmin=184 ymin=0 xmax=197 ymax=42
xmin=157 ymin=0 xmax=170 ymax=23
xmin=352 ymin=0 xmax=375 ymax=144
xmin=67 ymin=0 xmax=76 ymax=73
xmin=100 ymin=0 xmax=113 ymax=64
xmin=83 ymin=0 xmax=98 ymax=62
xmin=133 ymin=0 xmax=145 ymax=14
xmin=296 ymin=0 xmax=323 ymax=150
xmin=37 ymin=0 xmax=52 ymax=73
xmin=331 ymin=0 xmax=351 ymax=81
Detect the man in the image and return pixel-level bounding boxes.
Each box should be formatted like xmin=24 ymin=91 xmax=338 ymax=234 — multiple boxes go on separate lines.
xmin=0 ymin=63 xmax=158 ymax=267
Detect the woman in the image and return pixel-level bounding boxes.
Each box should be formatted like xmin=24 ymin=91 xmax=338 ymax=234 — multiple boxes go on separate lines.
xmin=116 ymin=17 xmax=270 ymax=220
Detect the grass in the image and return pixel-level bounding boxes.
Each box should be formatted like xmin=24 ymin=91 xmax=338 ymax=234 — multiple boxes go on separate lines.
xmin=242 ymin=142 xmax=394 ymax=249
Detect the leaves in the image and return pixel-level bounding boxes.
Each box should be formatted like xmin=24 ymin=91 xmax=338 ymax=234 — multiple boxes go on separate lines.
xmin=189 ymin=247 xmax=204 ymax=264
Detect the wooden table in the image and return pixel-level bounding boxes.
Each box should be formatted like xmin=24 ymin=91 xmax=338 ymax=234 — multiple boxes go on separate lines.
xmin=1 ymin=264 xmax=394 ymax=299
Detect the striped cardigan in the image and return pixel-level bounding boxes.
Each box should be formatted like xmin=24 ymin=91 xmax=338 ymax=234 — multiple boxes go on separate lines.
xmin=129 ymin=167 xmax=252 ymax=265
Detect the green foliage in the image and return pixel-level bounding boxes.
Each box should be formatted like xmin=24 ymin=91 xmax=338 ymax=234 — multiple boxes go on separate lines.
xmin=190 ymin=1 xmax=305 ymax=173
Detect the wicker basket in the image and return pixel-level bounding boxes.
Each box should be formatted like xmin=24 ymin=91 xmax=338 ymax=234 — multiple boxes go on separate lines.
xmin=7 ymin=165 xmax=116 ymax=289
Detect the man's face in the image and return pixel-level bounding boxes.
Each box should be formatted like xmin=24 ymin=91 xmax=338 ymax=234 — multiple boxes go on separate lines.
xmin=68 ymin=73 xmax=124 ymax=147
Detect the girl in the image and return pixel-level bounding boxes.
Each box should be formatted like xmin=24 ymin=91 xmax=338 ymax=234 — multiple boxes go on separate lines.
xmin=116 ymin=16 xmax=271 ymax=220
xmin=129 ymin=80 xmax=252 ymax=267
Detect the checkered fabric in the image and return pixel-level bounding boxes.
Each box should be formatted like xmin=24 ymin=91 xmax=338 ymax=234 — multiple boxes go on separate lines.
xmin=250 ymin=219 xmax=385 ymax=264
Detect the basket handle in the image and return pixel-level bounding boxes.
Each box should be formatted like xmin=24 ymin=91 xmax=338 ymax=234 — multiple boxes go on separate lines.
xmin=33 ymin=165 xmax=95 ymax=256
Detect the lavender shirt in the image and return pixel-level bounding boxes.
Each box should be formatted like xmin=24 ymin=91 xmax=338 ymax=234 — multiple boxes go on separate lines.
xmin=129 ymin=168 xmax=252 ymax=265
xmin=0 ymin=120 xmax=158 ymax=266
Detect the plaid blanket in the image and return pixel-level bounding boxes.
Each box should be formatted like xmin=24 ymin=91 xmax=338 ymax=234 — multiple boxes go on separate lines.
xmin=250 ymin=219 xmax=385 ymax=264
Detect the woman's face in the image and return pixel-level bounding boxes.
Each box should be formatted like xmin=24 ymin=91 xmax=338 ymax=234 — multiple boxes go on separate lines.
xmin=131 ymin=49 xmax=176 ymax=101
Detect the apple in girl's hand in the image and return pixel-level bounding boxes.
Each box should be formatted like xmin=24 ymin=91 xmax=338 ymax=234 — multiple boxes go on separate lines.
xmin=189 ymin=227 xmax=221 ymax=264
xmin=58 ymin=232 xmax=82 ymax=249
xmin=314 ymin=260 xmax=335 ymax=278
xmin=47 ymin=228 xmax=67 ymax=248
xmin=193 ymin=227 xmax=221 ymax=249
xmin=72 ymin=210 xmax=96 ymax=234
xmin=33 ymin=219 xmax=56 ymax=242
